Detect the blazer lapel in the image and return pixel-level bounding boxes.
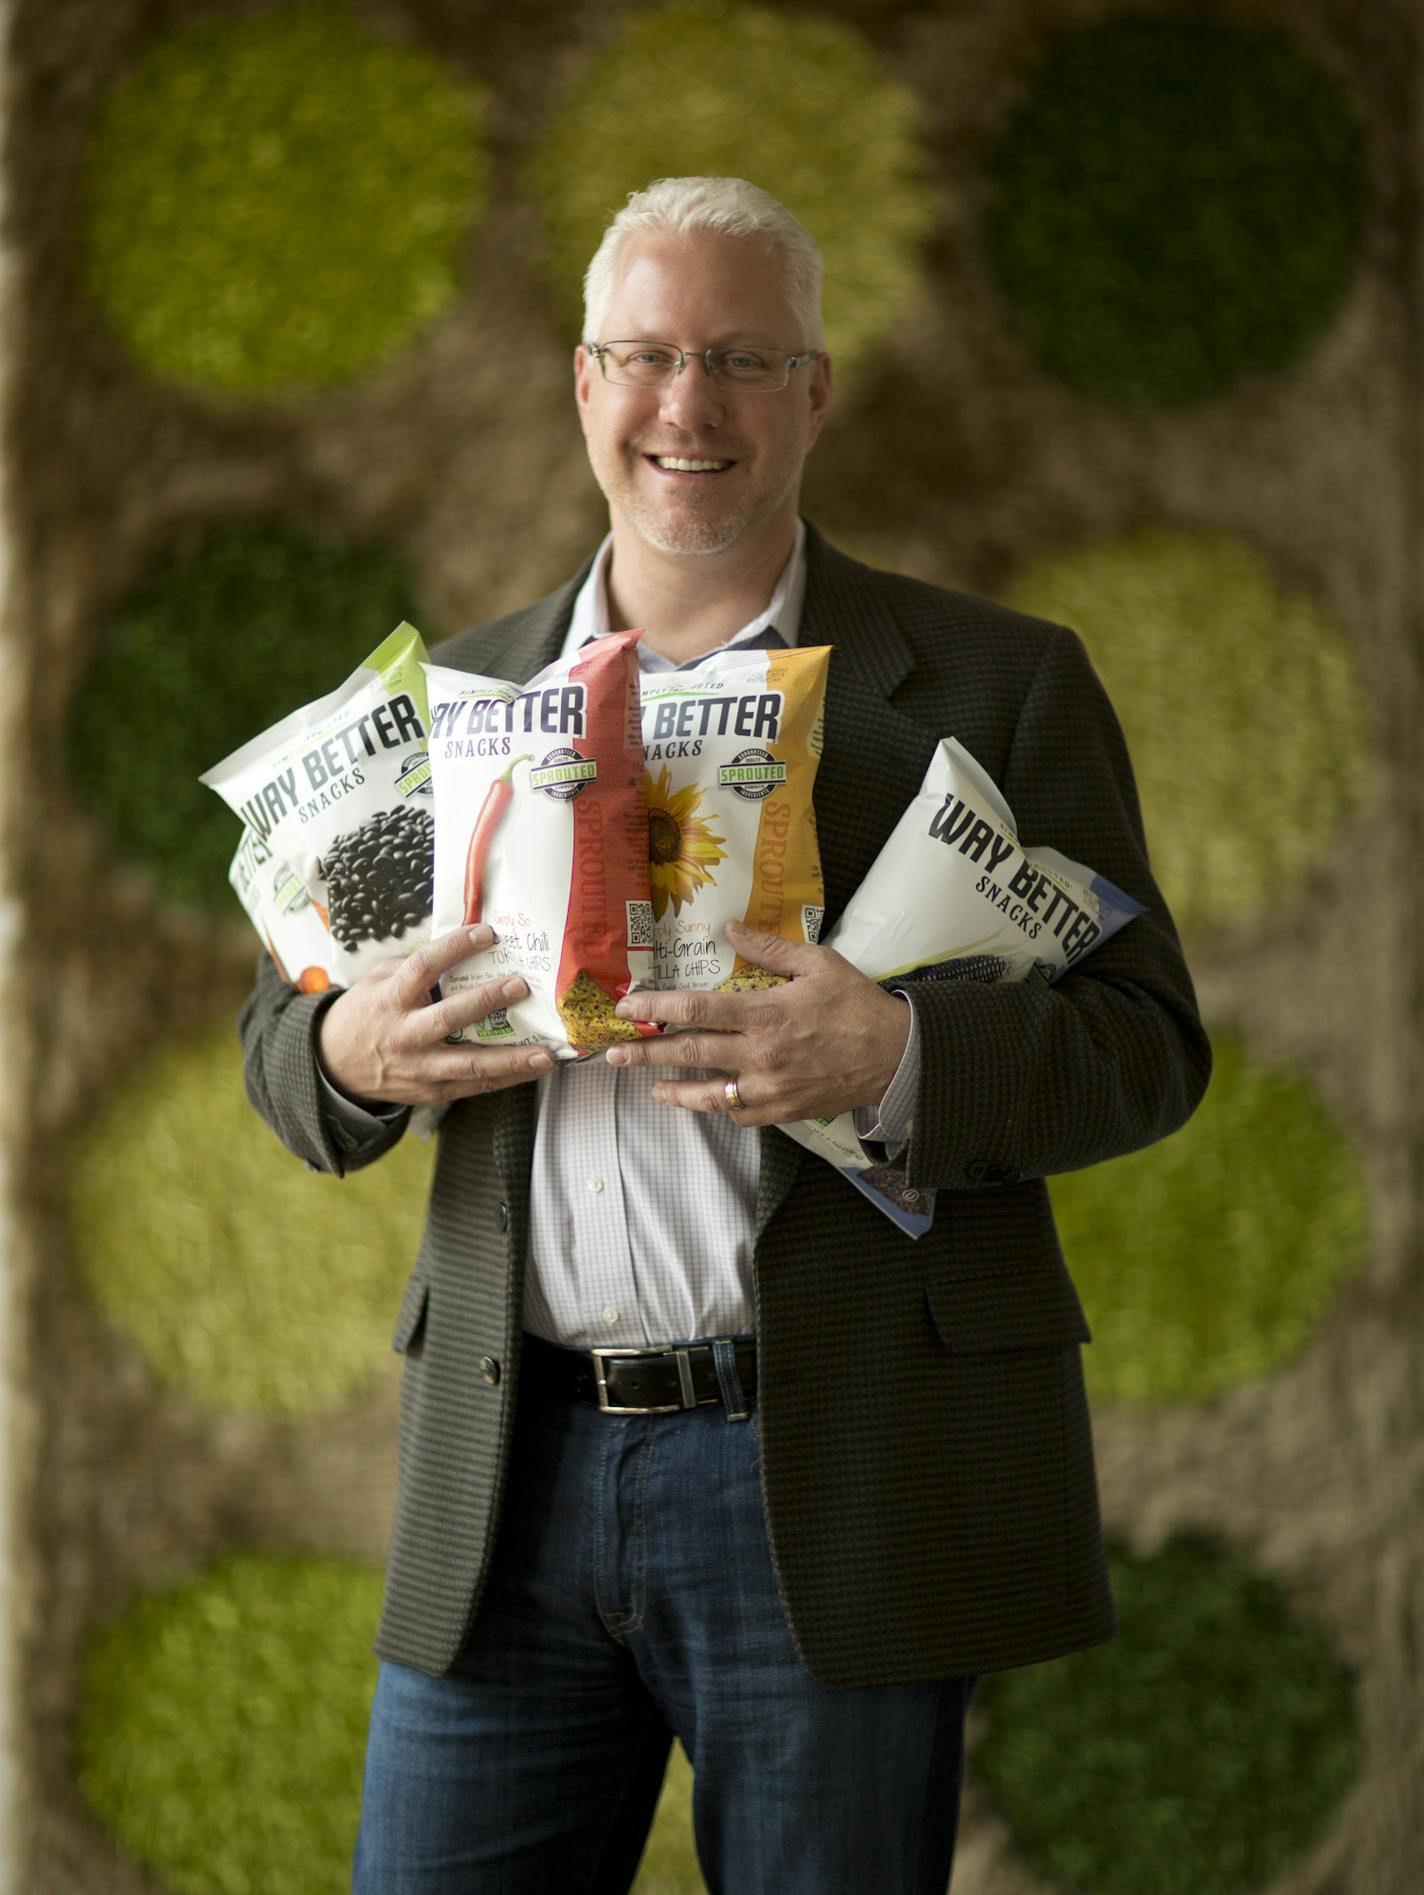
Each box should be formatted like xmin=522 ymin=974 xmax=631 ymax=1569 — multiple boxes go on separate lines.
xmin=477 ymin=561 xmax=593 ymax=685
xmin=799 ymin=524 xmax=941 ymax=928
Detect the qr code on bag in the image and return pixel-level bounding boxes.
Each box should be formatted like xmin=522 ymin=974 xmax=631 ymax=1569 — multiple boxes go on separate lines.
xmin=802 ymin=905 xmax=824 ymax=944
xmin=626 ymin=901 xmax=654 ymax=952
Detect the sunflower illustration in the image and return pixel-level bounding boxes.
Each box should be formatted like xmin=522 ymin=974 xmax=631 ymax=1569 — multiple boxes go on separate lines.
xmin=645 ymin=765 xmax=726 ymax=919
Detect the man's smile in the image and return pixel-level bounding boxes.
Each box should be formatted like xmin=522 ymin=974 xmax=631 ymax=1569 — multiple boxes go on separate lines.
xmin=643 ymin=452 xmax=737 ymax=477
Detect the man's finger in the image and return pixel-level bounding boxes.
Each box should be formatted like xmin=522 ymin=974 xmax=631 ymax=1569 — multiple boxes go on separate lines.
xmin=614 ymin=986 xmax=756 ymax=1030
xmin=606 ymin=1030 xmax=750 ymax=1071
xmin=426 ymin=1040 xmax=557 ymax=1093
xmin=651 ymin=1076 xmax=764 ymax=1121
xmin=391 ymin=926 xmax=499 ymax=1006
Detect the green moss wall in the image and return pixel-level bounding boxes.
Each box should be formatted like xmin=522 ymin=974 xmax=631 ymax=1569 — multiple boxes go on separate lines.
xmin=4 ymin=1 xmax=1420 ymax=1891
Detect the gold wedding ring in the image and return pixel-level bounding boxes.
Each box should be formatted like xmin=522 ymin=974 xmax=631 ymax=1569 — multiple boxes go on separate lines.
xmin=723 ymin=1077 xmax=745 ymax=1111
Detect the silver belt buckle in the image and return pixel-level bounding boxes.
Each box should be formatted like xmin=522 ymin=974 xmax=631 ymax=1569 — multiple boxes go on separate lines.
xmin=590 ymin=1343 xmax=697 ymax=1415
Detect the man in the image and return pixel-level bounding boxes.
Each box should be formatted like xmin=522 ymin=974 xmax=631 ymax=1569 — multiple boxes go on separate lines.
xmin=240 ymin=177 xmax=1211 ymax=1893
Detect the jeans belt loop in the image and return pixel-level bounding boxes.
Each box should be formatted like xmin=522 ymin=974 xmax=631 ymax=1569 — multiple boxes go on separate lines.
xmin=710 ymin=1338 xmax=751 ymax=1421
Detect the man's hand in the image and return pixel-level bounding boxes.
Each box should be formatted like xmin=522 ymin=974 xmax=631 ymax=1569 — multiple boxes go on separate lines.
xmin=603 ymin=920 xmax=909 ymax=1127
xmin=317 ymin=925 xmax=555 ymax=1108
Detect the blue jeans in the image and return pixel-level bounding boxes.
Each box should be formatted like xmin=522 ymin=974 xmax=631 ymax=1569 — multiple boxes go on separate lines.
xmin=353 ymin=1354 xmax=977 ymax=1893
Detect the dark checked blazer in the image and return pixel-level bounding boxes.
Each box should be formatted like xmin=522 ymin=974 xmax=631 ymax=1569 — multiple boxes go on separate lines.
xmin=240 ymin=522 xmax=1211 ymax=1687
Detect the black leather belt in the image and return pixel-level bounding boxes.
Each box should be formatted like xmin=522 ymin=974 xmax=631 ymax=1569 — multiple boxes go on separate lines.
xmin=520 ymin=1331 xmax=757 ymax=1415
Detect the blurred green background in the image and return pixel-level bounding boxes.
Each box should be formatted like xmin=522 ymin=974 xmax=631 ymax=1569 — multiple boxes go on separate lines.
xmin=7 ymin=0 xmax=1418 ymax=1890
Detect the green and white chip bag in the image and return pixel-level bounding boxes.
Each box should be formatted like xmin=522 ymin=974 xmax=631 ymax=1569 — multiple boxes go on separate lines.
xmin=202 ymin=623 xmax=435 ymax=983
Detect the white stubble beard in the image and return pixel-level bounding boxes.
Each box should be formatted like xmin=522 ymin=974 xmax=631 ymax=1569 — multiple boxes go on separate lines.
xmin=591 ymin=443 xmax=799 ymax=559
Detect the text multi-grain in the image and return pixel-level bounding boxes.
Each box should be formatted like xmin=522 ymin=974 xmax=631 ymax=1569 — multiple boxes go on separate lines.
xmin=320 ymin=803 xmax=434 ymax=951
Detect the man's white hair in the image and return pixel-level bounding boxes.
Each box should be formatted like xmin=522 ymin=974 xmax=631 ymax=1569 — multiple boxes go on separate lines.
xmin=582 ymin=176 xmax=825 ymax=351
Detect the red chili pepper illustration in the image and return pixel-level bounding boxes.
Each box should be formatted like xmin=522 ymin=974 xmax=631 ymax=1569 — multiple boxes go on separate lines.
xmin=462 ymin=755 xmax=531 ymax=925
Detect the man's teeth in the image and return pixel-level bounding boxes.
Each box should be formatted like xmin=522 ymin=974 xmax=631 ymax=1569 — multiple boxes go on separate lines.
xmin=654 ymin=456 xmax=731 ymax=471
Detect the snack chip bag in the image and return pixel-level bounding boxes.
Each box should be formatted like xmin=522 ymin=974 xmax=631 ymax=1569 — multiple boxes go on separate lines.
xmin=203 ymin=623 xmax=434 ymax=983
xmin=783 ymin=736 xmax=1145 ymax=1236
xmin=228 ymin=825 xmax=337 ymax=995
xmin=423 ymin=630 xmax=657 ymax=1057
xmin=639 ymin=644 xmax=830 ymax=990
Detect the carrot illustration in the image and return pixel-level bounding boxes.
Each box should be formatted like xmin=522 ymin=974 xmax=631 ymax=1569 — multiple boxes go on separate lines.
xmin=462 ymin=755 xmax=531 ymax=925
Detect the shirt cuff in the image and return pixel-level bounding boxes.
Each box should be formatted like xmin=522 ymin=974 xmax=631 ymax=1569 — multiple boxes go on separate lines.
xmin=316 ymin=1064 xmax=407 ymax=1133
xmin=852 ymin=990 xmax=919 ymax=1157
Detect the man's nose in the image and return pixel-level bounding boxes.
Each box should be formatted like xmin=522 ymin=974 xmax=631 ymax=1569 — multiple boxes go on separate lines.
xmin=656 ymin=354 xmax=726 ymax=428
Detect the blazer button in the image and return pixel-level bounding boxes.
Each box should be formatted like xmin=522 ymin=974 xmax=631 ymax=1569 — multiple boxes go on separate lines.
xmin=965 ymin=1160 xmax=986 ymax=1182
xmin=480 ymin=1356 xmax=500 ymax=1385
xmin=495 ymin=1202 xmax=509 ymax=1232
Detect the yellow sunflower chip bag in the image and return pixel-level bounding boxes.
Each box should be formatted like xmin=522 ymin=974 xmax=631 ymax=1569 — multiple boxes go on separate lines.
xmin=639 ymin=644 xmax=830 ymax=989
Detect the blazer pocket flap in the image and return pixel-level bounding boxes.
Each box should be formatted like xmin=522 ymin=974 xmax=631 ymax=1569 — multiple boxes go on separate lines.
xmin=926 ymin=1266 xmax=1091 ymax=1353
xmin=391 ymin=1273 xmax=430 ymax=1354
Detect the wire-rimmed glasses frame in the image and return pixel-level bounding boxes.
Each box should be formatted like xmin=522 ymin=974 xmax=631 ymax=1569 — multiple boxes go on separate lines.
xmin=586 ymin=339 xmax=822 ymax=393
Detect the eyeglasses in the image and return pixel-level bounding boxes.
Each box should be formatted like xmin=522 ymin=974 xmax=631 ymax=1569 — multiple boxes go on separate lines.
xmin=587 ymin=340 xmax=821 ymax=393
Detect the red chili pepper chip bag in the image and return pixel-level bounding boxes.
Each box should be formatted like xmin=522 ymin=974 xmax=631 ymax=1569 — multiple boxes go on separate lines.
xmin=422 ymin=631 xmax=658 ymax=1057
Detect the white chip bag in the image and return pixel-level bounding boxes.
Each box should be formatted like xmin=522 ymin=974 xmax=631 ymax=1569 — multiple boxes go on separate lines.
xmin=228 ymin=825 xmax=338 ymax=995
xmin=782 ymin=736 xmax=1145 ymax=1235
xmin=202 ymin=623 xmax=434 ymax=983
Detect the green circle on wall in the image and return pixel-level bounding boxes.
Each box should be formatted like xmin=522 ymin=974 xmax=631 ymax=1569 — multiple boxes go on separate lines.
xmin=526 ymin=3 xmax=930 ymax=370
xmin=1051 ymin=1032 xmax=1368 ymax=1404
xmin=983 ymin=17 xmax=1368 ymax=405
xmin=82 ymin=8 xmax=488 ymax=393
xmin=973 ymin=1537 xmax=1359 ymax=1893
xmin=78 ymin=1554 xmax=382 ymax=1895
xmin=69 ymin=521 xmax=428 ymax=911
xmin=1005 ymin=528 xmax=1373 ymax=932
xmin=73 ymin=1025 xmax=434 ymax=1415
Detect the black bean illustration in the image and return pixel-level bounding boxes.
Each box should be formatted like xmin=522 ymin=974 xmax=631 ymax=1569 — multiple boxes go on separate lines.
xmin=318 ymin=803 xmax=435 ymax=951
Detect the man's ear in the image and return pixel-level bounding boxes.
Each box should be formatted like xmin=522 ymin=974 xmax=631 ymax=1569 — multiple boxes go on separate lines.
xmin=806 ymin=352 xmax=832 ymax=450
xmin=573 ymin=344 xmax=593 ymax=438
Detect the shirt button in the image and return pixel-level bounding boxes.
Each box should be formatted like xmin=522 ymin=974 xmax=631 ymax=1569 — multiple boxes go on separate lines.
xmin=602 ymin=1307 xmax=619 ymax=1324
xmin=479 ymin=1356 xmax=500 ymax=1385
xmin=495 ymin=1202 xmax=509 ymax=1231
xmin=586 ymin=1175 xmax=605 ymax=1194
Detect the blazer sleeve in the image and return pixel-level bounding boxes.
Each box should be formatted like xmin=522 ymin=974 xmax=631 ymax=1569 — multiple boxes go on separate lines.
xmin=237 ymin=951 xmax=410 ymax=1177
xmin=899 ymin=623 xmax=1212 ymax=1192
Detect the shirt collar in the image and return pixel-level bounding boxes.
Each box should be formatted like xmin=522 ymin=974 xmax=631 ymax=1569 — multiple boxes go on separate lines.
xmin=558 ymin=518 xmax=806 ymax=672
